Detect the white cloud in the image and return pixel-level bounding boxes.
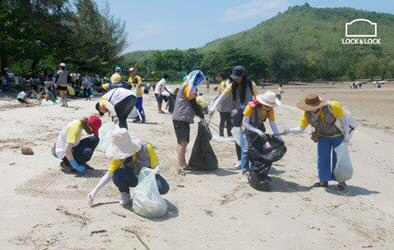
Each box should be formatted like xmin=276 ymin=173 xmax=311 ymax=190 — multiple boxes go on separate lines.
xmin=224 ymin=0 xmax=288 ymax=21
xmin=129 ymin=22 xmax=170 ymax=41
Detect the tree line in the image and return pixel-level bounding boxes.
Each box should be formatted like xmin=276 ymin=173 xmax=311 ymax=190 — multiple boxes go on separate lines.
xmin=0 ymin=0 xmax=126 ymax=77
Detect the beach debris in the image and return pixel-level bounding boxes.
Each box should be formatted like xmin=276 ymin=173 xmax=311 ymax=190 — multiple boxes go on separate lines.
xmin=56 ymin=206 xmax=90 ymax=228
xmin=111 ymin=211 xmax=126 ymax=218
xmin=121 ymin=227 xmax=151 ymax=250
xmin=21 ymin=146 xmax=34 ymax=155
xmin=91 ymin=230 xmax=107 ymax=235
xmin=204 ymin=210 xmax=214 ymax=217
xmin=9 ymin=162 xmax=16 ymax=166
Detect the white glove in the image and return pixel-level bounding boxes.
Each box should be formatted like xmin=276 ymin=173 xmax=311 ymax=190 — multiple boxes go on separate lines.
xmin=257 ymin=130 xmax=265 ymax=137
xmin=112 ymin=115 xmax=119 ymax=124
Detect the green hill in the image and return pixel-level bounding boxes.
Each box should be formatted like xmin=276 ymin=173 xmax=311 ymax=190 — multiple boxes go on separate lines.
xmin=121 ymin=4 xmax=394 ymax=81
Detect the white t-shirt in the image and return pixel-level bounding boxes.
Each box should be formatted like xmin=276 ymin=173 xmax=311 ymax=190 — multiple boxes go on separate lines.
xmin=17 ymin=91 xmax=26 ymax=99
xmin=154 ymin=78 xmax=167 ymax=95
xmin=55 ymin=120 xmax=82 ymax=159
xmin=103 ymin=88 xmax=134 ymax=106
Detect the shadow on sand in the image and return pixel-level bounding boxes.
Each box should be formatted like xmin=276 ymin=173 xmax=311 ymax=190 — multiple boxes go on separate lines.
xmin=123 ymin=199 xmax=179 ymax=222
xmin=325 ymin=185 xmax=380 ymax=197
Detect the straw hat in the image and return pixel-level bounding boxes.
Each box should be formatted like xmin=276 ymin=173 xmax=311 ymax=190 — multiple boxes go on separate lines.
xmin=297 ymin=94 xmax=329 ymax=111
xmin=256 ymin=91 xmax=281 ymax=107
xmin=106 ymin=128 xmax=141 ymax=160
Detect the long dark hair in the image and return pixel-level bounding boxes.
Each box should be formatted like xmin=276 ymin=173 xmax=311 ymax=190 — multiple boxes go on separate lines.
xmin=231 ymin=75 xmax=249 ymax=104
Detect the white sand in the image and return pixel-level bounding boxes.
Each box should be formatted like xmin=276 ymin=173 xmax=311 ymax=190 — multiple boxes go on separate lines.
xmin=0 ymin=83 xmax=393 ymax=249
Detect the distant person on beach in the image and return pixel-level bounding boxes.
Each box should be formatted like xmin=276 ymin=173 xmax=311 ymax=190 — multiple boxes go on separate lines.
xmin=154 ymin=74 xmax=171 ymax=113
xmin=128 ymin=67 xmax=145 ymax=123
xmin=110 ymin=66 xmax=122 ymax=85
xmin=55 ymin=62 xmax=70 ymax=107
xmin=88 ymin=128 xmax=169 ymax=205
xmin=209 ymin=65 xmax=257 ymax=170
xmin=283 ymin=94 xmax=354 ymax=190
xmin=277 ymin=84 xmax=283 ymax=100
xmin=95 ymin=87 xmax=136 ymax=130
xmin=172 ymin=70 xmax=206 ymax=174
xmin=217 ymin=73 xmax=233 ymax=137
xmin=52 ymin=115 xmax=102 ymax=174
xmin=17 ymin=89 xmax=30 ymax=104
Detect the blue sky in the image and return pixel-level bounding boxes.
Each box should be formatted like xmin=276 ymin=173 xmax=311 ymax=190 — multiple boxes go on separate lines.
xmin=95 ymin=0 xmax=394 ymax=53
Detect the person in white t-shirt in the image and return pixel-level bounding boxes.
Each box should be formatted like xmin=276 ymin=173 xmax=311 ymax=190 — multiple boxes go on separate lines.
xmin=95 ymin=87 xmax=137 ymax=130
xmin=17 ymin=90 xmax=30 ymax=104
xmin=154 ymin=74 xmax=170 ymax=113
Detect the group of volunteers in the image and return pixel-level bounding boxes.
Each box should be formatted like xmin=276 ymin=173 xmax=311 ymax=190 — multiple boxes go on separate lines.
xmin=50 ymin=64 xmax=355 ymax=209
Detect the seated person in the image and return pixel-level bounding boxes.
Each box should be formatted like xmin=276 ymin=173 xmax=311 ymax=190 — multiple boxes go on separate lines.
xmin=88 ymin=127 xmax=169 ymax=205
xmin=17 ymin=89 xmax=30 ymax=104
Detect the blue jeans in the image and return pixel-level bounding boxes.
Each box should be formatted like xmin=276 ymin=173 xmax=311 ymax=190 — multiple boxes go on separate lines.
xmin=317 ymin=135 xmax=344 ymax=182
xmin=112 ymin=167 xmax=169 ymax=195
xmin=71 ymin=135 xmax=100 ymax=164
xmin=240 ymin=130 xmax=250 ymax=172
xmin=135 ymin=97 xmax=145 ymax=120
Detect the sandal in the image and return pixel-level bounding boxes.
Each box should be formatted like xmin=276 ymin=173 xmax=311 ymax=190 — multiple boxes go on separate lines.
xmin=337 ymin=182 xmax=347 ymax=191
xmin=312 ymin=181 xmax=328 ymax=188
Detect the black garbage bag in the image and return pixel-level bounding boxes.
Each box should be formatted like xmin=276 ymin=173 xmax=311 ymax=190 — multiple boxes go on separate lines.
xmin=188 ymin=121 xmax=218 ymax=171
xmin=247 ymin=134 xmax=287 ymax=191
xmin=168 ymin=93 xmax=177 ymax=113
xmin=248 ymin=134 xmax=287 ymax=163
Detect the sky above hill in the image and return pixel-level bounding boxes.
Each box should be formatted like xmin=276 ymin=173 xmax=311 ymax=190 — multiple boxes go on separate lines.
xmin=95 ymin=0 xmax=394 ymax=53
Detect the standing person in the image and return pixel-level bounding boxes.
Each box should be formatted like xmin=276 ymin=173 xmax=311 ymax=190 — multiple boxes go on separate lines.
xmin=110 ymin=66 xmax=122 ymax=86
xmin=217 ymin=73 xmax=232 ymax=137
xmin=82 ymin=73 xmax=93 ymax=100
xmin=209 ymin=65 xmax=257 ymax=169
xmin=154 ymin=74 xmax=171 ymax=113
xmin=52 ymin=115 xmax=102 ymax=174
xmin=88 ymin=128 xmax=169 ymax=205
xmin=95 ymin=87 xmax=136 ymax=130
xmin=55 ymin=63 xmax=70 ymax=107
xmin=241 ymin=91 xmax=282 ymax=174
xmin=206 ymin=76 xmax=210 ymax=93
xmin=276 ymin=84 xmax=283 ymax=100
xmin=283 ymin=94 xmax=354 ymax=190
xmin=128 ymin=67 xmax=145 ymax=123
xmin=172 ymin=70 xmax=206 ymax=174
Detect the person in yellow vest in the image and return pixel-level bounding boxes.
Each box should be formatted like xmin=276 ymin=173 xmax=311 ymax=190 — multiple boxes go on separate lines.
xmin=283 ymin=94 xmax=354 ymax=190
xmin=217 ymin=72 xmax=233 ymax=137
xmin=128 ymin=67 xmax=145 ymax=123
xmin=88 ymin=127 xmax=169 ymax=205
xmin=110 ymin=66 xmax=122 ymax=85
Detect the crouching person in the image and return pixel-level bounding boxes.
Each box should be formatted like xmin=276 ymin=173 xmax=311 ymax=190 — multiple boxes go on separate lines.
xmin=53 ymin=115 xmax=102 ymax=174
xmin=88 ymin=128 xmax=169 ymax=206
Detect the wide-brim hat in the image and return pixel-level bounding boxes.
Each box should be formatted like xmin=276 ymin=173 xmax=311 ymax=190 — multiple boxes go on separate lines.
xmin=256 ymin=91 xmax=281 ymax=107
xmin=106 ymin=128 xmax=141 ymax=160
xmin=59 ymin=63 xmax=66 ymax=67
xmin=297 ymin=94 xmax=329 ymax=111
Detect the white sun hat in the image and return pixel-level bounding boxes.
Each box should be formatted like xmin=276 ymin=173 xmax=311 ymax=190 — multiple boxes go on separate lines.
xmin=256 ymin=91 xmax=281 ymax=107
xmin=59 ymin=62 xmax=66 ymax=67
xmin=106 ymin=127 xmax=141 ymax=160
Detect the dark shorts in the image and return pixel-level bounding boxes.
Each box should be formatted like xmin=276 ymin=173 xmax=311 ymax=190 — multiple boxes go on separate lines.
xmin=57 ymin=85 xmax=68 ymax=91
xmin=173 ymin=120 xmax=190 ymax=144
xmin=17 ymin=98 xmax=28 ymax=104
xmin=155 ymin=93 xmax=163 ymax=104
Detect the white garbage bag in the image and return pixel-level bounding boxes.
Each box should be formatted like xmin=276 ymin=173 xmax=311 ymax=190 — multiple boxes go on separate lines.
xmin=231 ymin=127 xmax=241 ymax=146
xmin=97 ymin=122 xmax=118 ymax=152
xmin=133 ymin=167 xmax=167 ymax=218
xmin=128 ymin=107 xmax=139 ymax=119
xmin=334 ymin=142 xmax=353 ymax=182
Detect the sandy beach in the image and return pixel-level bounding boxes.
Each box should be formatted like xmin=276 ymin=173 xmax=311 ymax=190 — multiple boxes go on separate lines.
xmin=0 ymin=82 xmax=393 ymax=250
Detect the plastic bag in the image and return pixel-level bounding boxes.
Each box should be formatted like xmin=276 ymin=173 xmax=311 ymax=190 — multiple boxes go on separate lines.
xmin=334 ymin=142 xmax=353 ymax=182
xmin=133 ymin=167 xmax=167 ymax=218
xmin=67 ymin=86 xmax=75 ymax=96
xmin=97 ymin=122 xmax=118 ymax=152
xmin=231 ymin=127 xmax=241 ymax=146
xmin=128 ymin=107 xmax=139 ymax=119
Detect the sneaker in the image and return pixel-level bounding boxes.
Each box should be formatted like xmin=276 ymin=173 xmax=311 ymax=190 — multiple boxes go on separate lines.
xmin=119 ymin=192 xmax=131 ymax=206
xmin=233 ymin=161 xmax=241 ymax=170
xmin=60 ymin=161 xmax=75 ymax=173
